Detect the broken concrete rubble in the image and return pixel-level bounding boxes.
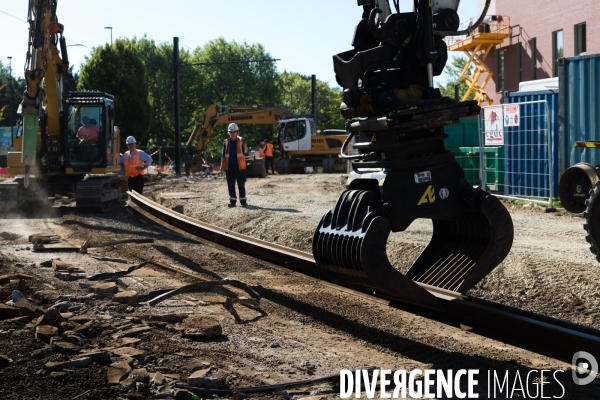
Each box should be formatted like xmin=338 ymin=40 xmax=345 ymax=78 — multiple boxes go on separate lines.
xmin=107 ymin=361 xmax=132 ymax=384
xmin=88 ymin=282 xmax=118 ymax=295
xmin=35 ymin=325 xmax=59 ymax=341
xmin=180 ymin=315 xmax=222 ymax=339
xmin=112 ymin=290 xmax=138 ymax=304
xmin=45 ymin=356 xmax=92 ymax=372
xmin=187 ymin=367 xmax=225 ymax=388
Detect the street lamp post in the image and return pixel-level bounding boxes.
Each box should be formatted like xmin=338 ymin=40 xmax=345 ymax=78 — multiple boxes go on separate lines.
xmin=7 ymin=56 xmax=13 ymax=148
xmin=104 ymin=27 xmax=113 ymax=45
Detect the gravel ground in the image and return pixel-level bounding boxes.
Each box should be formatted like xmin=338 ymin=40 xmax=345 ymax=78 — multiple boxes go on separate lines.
xmin=0 ymin=172 xmax=598 ymax=399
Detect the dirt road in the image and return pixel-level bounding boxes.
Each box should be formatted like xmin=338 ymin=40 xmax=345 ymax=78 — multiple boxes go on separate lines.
xmin=0 ymin=173 xmax=598 ymax=399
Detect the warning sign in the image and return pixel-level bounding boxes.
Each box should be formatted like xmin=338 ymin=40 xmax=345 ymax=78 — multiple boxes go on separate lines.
xmin=504 ymin=104 xmax=520 ymax=127
xmin=484 ymin=106 xmax=504 ymax=146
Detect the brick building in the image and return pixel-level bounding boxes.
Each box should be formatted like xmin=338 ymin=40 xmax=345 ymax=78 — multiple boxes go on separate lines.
xmin=467 ymin=0 xmax=598 ymax=104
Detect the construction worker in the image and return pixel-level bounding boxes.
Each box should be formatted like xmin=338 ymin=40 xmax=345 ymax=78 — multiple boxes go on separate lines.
xmin=221 ymin=123 xmax=248 ymax=207
xmin=257 ymin=142 xmax=266 ymax=158
xmin=264 ymin=138 xmax=275 ymax=175
xmin=118 ymin=136 xmax=153 ymax=194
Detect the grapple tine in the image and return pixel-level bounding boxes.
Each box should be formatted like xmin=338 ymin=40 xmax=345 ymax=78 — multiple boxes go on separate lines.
xmin=407 ymin=194 xmax=514 ymax=292
xmin=313 ymin=190 xmax=444 ymax=310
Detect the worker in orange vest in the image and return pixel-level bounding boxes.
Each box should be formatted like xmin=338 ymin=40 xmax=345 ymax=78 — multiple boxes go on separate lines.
xmin=221 ymin=123 xmax=248 ymax=207
xmin=257 ymin=141 xmax=266 ymax=158
xmin=118 ymin=136 xmax=153 ymax=194
xmin=264 ymin=138 xmax=275 ymax=175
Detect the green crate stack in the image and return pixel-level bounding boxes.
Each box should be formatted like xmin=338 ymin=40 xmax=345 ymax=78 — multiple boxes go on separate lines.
xmin=454 ymin=147 xmax=504 ymax=191
xmin=454 ymin=147 xmax=480 ymax=187
xmin=482 ymin=146 xmax=504 ymax=192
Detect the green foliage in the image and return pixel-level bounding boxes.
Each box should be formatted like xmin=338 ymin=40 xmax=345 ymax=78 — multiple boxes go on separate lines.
xmin=275 ymin=71 xmax=345 ymax=131
xmin=0 ymin=61 xmax=26 ymax=127
xmin=62 ymin=66 xmax=79 ymax=96
xmin=76 ymin=37 xmax=348 ymax=165
xmin=78 ymin=40 xmax=152 ymax=147
xmin=437 ymin=56 xmax=475 ymax=101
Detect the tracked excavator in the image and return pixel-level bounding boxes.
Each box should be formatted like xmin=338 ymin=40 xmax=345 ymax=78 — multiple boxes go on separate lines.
xmin=0 ymin=0 xmax=127 ymax=213
xmin=185 ymin=104 xmax=352 ymax=176
xmin=184 ymin=104 xmax=296 ymax=178
xmin=312 ymin=0 xmax=514 ymax=309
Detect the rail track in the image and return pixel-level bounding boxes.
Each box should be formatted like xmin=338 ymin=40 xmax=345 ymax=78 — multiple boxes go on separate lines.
xmin=127 ymin=190 xmax=600 ymax=364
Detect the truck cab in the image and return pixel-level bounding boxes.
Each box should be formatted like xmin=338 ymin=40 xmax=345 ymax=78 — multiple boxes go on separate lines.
xmin=280 ymin=117 xmax=315 ymax=152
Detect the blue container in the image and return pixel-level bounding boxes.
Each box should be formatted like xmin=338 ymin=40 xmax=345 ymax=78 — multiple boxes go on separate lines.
xmin=503 ymin=90 xmax=559 ymax=198
xmin=559 ymin=54 xmax=600 ymax=174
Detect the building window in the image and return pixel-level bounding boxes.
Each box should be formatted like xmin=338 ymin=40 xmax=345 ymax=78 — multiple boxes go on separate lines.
xmin=530 ymin=38 xmax=537 ymax=80
xmin=575 ymin=22 xmax=586 ymax=55
xmin=516 ymin=43 xmax=522 ymax=84
xmin=552 ymin=30 xmax=563 ymax=77
xmin=496 ymin=49 xmax=504 ymax=92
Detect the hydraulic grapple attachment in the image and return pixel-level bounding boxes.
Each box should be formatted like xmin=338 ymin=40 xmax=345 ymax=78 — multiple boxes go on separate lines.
xmin=313 ymin=158 xmax=514 ymax=309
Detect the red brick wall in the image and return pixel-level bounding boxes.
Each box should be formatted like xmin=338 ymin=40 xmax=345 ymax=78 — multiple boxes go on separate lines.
xmin=468 ymin=1 xmax=599 ymax=104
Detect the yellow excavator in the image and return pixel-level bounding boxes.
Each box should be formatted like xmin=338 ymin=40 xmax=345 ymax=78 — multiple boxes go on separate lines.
xmin=185 ymin=104 xmax=350 ymax=176
xmin=0 ymin=0 xmax=127 ymax=212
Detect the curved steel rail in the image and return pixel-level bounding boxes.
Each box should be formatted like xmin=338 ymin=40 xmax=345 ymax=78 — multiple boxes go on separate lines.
xmin=127 ymin=191 xmax=600 ymax=363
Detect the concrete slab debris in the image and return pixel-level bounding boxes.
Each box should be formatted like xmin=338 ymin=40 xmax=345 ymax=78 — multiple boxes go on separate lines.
xmin=107 ymin=361 xmax=132 ymax=384
xmin=88 ymin=282 xmax=119 ymax=295
xmin=112 ymin=290 xmax=139 ymax=304
xmin=35 ymin=325 xmax=59 ymax=341
xmin=45 ymin=357 xmax=92 ymax=372
xmin=180 ymin=315 xmax=222 ymax=339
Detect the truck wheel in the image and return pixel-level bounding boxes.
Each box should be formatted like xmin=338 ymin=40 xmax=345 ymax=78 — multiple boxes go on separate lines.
xmin=584 ymin=181 xmax=600 ymax=262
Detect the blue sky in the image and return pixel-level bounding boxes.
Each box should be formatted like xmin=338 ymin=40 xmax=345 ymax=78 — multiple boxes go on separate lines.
xmin=1 ymin=0 xmax=477 ymax=88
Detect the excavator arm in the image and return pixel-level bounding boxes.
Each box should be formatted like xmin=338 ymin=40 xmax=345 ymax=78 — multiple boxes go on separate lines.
xmin=184 ymin=104 xmax=295 ymax=174
xmin=21 ymin=0 xmax=70 ymax=169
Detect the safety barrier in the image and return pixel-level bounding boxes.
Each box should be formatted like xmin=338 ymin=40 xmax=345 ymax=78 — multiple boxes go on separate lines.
xmin=475 ymin=100 xmax=554 ymax=208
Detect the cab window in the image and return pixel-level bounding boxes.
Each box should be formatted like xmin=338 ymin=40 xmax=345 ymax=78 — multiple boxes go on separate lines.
xmin=282 ymin=120 xmax=307 ymax=142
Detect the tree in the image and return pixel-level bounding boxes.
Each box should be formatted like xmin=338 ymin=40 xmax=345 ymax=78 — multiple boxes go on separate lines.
xmin=0 ymin=61 xmax=26 ymax=128
xmin=437 ymin=56 xmax=475 ymax=101
xmin=275 ymin=72 xmax=346 ymax=131
xmin=78 ymin=40 xmax=152 ymax=147
xmin=188 ymin=38 xmax=280 ymax=158
xmin=125 ymin=36 xmax=195 ymax=149
xmin=62 ymin=66 xmax=79 ymax=96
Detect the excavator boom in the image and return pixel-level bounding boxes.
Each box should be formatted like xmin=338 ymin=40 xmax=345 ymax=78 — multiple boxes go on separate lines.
xmin=184 ymin=104 xmax=295 ymax=175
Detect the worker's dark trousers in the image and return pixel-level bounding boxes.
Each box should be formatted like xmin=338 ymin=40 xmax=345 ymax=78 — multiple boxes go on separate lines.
xmin=128 ymin=175 xmax=145 ymax=195
xmin=265 ymin=156 xmax=275 ymax=173
xmin=226 ymin=164 xmax=246 ymax=204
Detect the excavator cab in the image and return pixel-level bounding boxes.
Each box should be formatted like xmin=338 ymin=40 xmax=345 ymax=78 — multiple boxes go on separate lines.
xmin=63 ymin=92 xmax=117 ymax=173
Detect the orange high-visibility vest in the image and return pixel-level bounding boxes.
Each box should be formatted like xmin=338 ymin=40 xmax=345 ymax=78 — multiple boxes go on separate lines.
xmin=258 ymin=145 xmax=265 ymax=158
xmin=264 ymin=143 xmax=274 ymax=157
xmin=123 ymin=150 xmax=145 ymax=178
xmin=222 ymin=138 xmax=247 ymax=171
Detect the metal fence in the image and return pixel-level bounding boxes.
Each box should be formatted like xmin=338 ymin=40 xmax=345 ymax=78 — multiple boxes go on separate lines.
xmin=472 ymin=100 xmax=554 ymax=208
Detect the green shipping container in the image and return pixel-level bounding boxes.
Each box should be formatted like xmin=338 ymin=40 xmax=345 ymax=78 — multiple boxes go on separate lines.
xmin=453 ymin=147 xmax=505 ymax=192
xmin=444 ymin=118 xmax=480 ymax=151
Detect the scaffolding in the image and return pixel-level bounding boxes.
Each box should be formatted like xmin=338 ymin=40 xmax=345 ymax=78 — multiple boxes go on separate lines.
xmin=446 ymin=16 xmax=511 ymax=106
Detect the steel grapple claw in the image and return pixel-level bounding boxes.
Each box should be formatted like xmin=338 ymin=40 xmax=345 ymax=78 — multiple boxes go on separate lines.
xmin=313 ymin=185 xmax=513 ymax=309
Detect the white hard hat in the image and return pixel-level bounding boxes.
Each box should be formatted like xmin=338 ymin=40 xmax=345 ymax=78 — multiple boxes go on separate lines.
xmin=228 ymin=123 xmax=239 ymax=132
xmin=126 ymin=136 xmax=136 ymax=144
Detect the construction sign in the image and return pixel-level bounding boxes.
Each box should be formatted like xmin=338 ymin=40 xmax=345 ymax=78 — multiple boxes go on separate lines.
xmin=504 ymin=104 xmax=520 ymax=127
xmin=484 ymin=105 xmax=504 ymax=146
